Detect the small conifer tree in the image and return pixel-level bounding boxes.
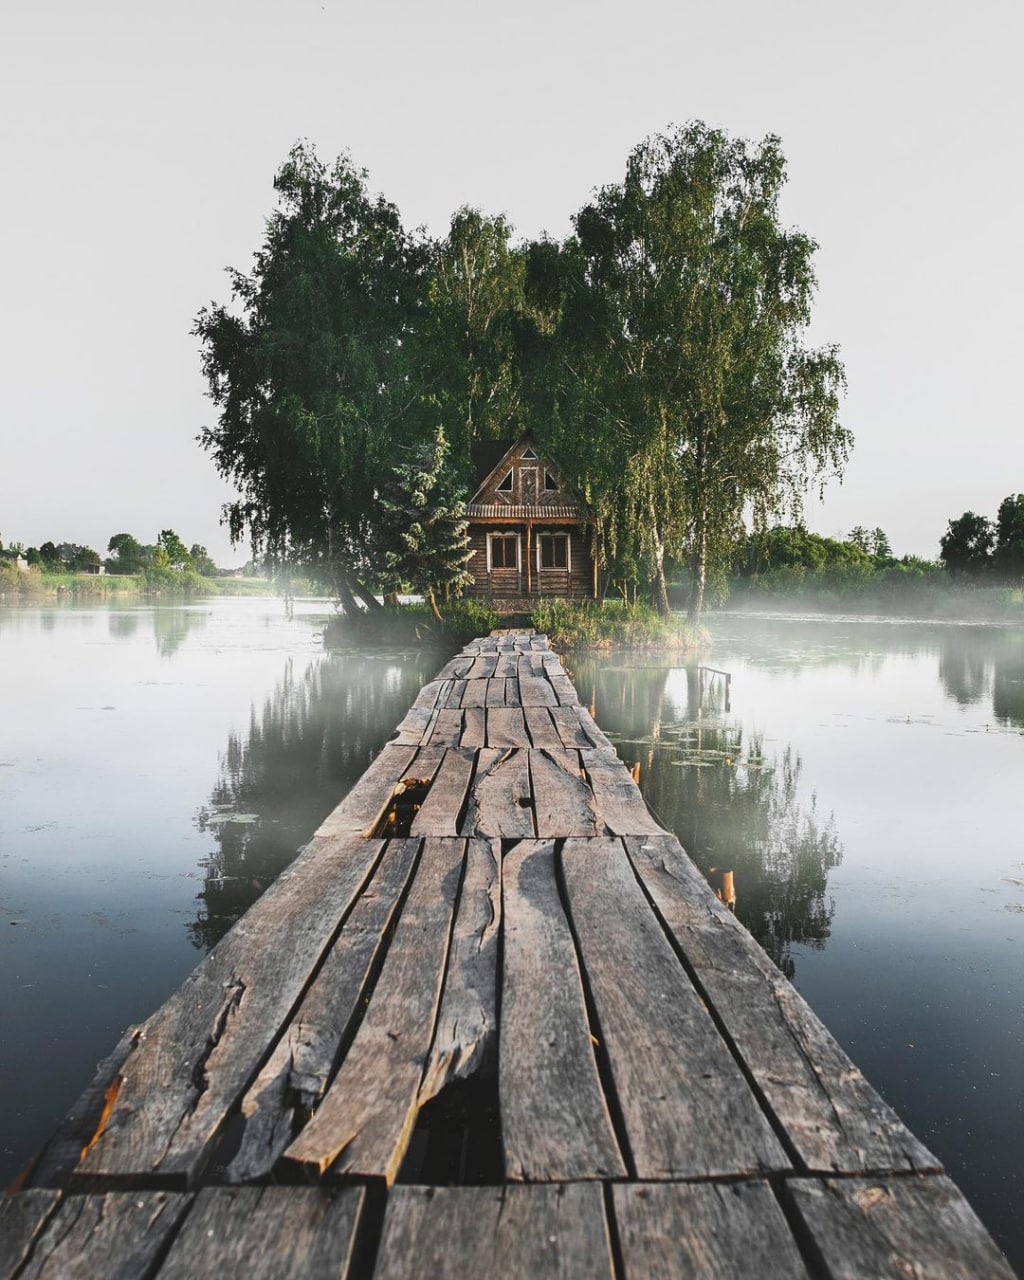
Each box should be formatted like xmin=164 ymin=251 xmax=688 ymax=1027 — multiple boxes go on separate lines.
xmin=377 ymin=427 xmax=473 ymax=622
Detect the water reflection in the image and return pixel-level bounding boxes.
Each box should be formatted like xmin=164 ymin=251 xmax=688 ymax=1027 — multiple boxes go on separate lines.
xmin=937 ymin=628 xmax=1024 ymax=728
xmin=571 ymin=658 xmax=842 ymax=976
xmin=107 ymin=610 xmax=141 ymax=640
xmin=190 ymin=649 xmax=441 ymax=949
xmin=152 ymin=606 xmax=209 ymax=657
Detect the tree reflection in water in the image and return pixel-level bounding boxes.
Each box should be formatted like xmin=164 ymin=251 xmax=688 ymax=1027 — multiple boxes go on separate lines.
xmin=571 ymin=659 xmax=842 ymax=977
xmin=190 ymin=648 xmax=441 ymax=951
xmin=938 ymin=628 xmax=1024 ymax=729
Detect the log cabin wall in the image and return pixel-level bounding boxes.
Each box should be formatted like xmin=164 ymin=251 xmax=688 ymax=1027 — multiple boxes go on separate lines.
xmin=465 ymin=434 xmax=597 ymax=600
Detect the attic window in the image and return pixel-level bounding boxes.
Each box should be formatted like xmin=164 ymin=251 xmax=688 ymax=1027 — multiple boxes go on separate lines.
xmin=521 ymin=447 xmax=538 ymax=460
xmin=544 ymin=471 xmax=559 ymax=491
xmin=496 ymin=471 xmax=513 ymax=492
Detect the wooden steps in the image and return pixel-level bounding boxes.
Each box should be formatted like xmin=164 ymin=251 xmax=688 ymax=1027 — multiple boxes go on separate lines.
xmin=4 ymin=632 xmax=1014 ymax=1279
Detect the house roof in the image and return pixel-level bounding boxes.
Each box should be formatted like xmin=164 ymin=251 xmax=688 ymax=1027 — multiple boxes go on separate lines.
xmin=466 ymin=429 xmax=592 ymax=522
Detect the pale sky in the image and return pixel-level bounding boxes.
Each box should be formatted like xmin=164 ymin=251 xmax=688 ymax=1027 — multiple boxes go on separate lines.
xmin=1 ymin=0 xmax=1021 ymax=565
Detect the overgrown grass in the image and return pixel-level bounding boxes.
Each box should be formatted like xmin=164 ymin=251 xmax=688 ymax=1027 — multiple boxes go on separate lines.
xmin=324 ymin=598 xmax=501 ymax=649
xmin=529 ymin=598 xmax=706 ymax=651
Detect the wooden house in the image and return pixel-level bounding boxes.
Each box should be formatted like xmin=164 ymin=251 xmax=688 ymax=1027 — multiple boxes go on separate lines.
xmin=466 ymin=431 xmax=598 ymax=599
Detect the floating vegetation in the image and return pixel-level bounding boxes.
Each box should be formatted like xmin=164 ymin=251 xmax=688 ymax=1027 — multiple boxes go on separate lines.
xmin=204 ymin=812 xmax=259 ymax=826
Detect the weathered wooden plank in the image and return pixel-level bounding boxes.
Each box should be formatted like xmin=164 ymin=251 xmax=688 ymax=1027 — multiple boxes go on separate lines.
xmin=561 ymin=837 xmax=790 ymax=1179
xmin=460 ymin=749 xmax=535 ymax=839
xmin=228 ymin=839 xmax=421 ymax=1180
xmin=27 ymin=1030 xmax=137 ymax=1188
xmin=578 ymin=707 xmax=615 ymax=749
xmin=548 ymin=673 xmax=579 ymax=706
xmin=0 ymin=1190 xmax=61 ymax=1280
xmin=483 ymin=677 xmax=506 ymax=707
xmin=392 ymin=706 xmax=436 ymax=744
xmin=519 ymin=673 xmax=559 ymax=707
xmin=317 ymin=743 xmax=418 ymax=837
xmin=467 ymin=655 xmax=499 ymax=679
xmin=581 ymin=748 xmax=665 ymax=835
xmin=501 ymin=840 xmax=626 ymax=1180
xmin=435 ymin=655 xmax=474 ymax=679
xmin=461 ymin=678 xmax=490 ymax=708
xmin=487 ymin=707 xmax=531 ymax=748
xmin=529 ymin=749 xmax=602 ymax=838
xmin=14 ymin=1192 xmax=191 ymax=1280
xmin=500 ymin=677 xmax=522 ymax=706
xmin=421 ymin=708 xmax=464 ymax=747
xmin=522 ymin=705 xmax=565 ymax=750
xmin=787 ymin=1176 xmax=1016 ymax=1280
xmin=412 ymin=678 xmax=454 ymax=710
xmin=410 ymin=749 xmax=475 ymax=837
xmin=73 ymin=835 xmax=385 ymax=1182
xmin=550 ymin=704 xmax=599 ymax=749
xmin=625 ymin=834 xmax=941 ymax=1175
xmin=494 ymin=653 xmax=519 ymax=679
xmin=517 ymin=651 xmax=547 ymax=675
xmin=419 ymin=838 xmax=501 ymax=1102
xmin=443 ymin=679 xmax=468 ymax=709
xmin=613 ymin=1181 xmax=810 ymax=1279
xmin=530 ymin=634 xmax=549 ymax=649
xmin=158 ymin=1186 xmax=364 ymax=1280
xmin=374 ymin=1182 xmax=614 ymax=1279
xmin=461 ymin=705 xmax=487 ymax=749
xmin=284 ymin=838 xmax=464 ymax=1181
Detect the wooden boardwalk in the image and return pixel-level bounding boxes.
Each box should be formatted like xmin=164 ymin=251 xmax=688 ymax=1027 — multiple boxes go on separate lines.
xmin=3 ymin=633 xmax=1014 ymax=1279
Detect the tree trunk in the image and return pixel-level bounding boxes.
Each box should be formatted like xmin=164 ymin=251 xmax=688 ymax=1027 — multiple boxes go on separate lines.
xmin=334 ymin=572 xmax=360 ymax=617
xmin=426 ymin=587 xmax=444 ymax=624
xmin=649 ymin=509 xmax=671 ymax=617
xmin=687 ymin=531 xmax=707 ymax=627
xmin=350 ymin=577 xmax=384 ymax=612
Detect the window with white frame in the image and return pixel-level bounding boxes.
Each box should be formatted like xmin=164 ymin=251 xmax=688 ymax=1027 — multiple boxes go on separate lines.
xmin=538 ymin=533 xmax=569 ymax=570
xmin=488 ymin=532 xmax=519 ymax=570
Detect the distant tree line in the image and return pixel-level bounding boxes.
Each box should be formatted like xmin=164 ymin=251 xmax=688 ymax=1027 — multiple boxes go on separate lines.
xmin=0 ymin=530 xmax=219 ymax=577
xmin=195 ymin=124 xmax=850 ymax=624
xmin=939 ymin=496 xmax=1024 ymax=581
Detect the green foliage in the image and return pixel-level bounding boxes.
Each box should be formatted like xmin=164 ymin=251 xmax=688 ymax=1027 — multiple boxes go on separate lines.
xmin=994 ymin=493 xmax=1024 ymax=580
xmin=323 ymin=597 xmax=499 ymax=648
xmin=141 ymin=564 xmax=206 ymax=594
xmin=195 ymin=142 xmax=431 ymax=612
xmin=529 ymin=599 xmax=704 ymax=651
xmin=106 ymin=532 xmax=146 ymax=574
xmin=157 ymin=529 xmax=191 ymax=569
xmin=189 ymin=544 xmax=218 ymax=576
xmin=533 ymin=123 xmax=848 ymax=622
xmin=738 ymin=526 xmax=871 ymax=576
xmin=940 ymin=511 xmax=995 ymax=575
xmin=425 ymin=208 xmax=532 ymax=465
xmin=375 ymin=427 xmax=473 ymax=620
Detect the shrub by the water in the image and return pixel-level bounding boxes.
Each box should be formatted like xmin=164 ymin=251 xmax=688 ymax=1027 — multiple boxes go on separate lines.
xmin=323 ymin=598 xmax=500 ymax=649
xmin=529 ymin=599 xmax=705 ymax=651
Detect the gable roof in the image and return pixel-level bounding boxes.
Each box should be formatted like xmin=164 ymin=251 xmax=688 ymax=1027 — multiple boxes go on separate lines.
xmin=466 ymin=430 xmax=591 ymax=521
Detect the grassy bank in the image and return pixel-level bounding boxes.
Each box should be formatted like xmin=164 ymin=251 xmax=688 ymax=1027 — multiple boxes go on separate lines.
xmin=324 ymin=599 xmax=502 ymax=649
xmin=0 ymin=564 xmax=287 ymax=601
xmin=324 ymin=597 xmax=706 ymax=653
xmin=529 ymin=599 xmax=706 ymax=651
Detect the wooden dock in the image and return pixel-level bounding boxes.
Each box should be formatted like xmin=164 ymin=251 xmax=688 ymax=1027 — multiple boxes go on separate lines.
xmin=3 ymin=632 xmax=1014 ymax=1279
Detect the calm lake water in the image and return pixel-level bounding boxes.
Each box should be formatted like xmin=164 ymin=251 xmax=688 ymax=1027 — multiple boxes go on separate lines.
xmin=1 ymin=601 xmax=1021 ymax=1267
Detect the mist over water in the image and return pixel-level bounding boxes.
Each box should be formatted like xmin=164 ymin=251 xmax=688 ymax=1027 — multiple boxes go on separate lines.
xmin=0 ymin=601 xmax=1020 ymax=1268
